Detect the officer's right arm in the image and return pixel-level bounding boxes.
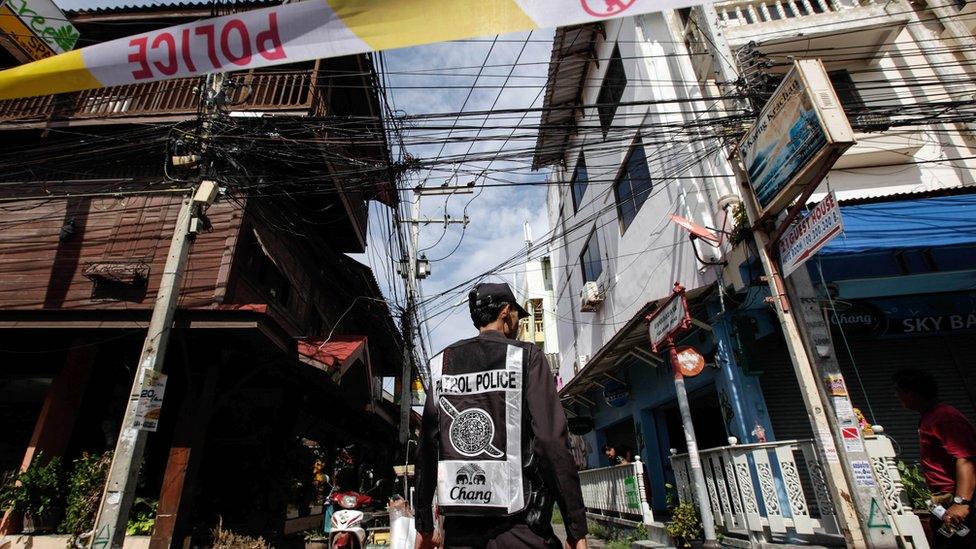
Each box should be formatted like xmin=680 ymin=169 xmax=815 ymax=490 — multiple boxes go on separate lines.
xmin=525 ymin=346 xmax=588 ymax=543
xmin=414 ymin=386 xmax=439 ymax=535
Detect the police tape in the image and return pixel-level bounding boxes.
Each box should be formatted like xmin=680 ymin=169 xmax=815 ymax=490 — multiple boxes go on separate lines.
xmin=0 ymin=0 xmax=707 ymax=101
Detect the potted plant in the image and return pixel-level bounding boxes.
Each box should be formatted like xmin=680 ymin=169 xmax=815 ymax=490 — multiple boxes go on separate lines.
xmin=897 ymin=461 xmax=934 ymax=539
xmin=303 ymin=528 xmax=329 ymax=549
xmin=126 ymin=497 xmax=158 ymax=535
xmin=0 ymin=454 xmax=65 ymax=534
xmin=664 ymin=484 xmax=703 ymax=548
xmin=59 ymin=451 xmax=112 ymax=541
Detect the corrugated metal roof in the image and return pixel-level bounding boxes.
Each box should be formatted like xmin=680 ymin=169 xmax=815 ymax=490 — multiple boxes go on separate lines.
xmin=57 ymin=0 xmax=277 ymax=15
xmin=532 ymin=23 xmax=603 ymax=170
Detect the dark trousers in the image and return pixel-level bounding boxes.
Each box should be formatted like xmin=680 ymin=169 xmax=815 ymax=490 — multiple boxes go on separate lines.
xmin=443 ymin=516 xmax=562 ymax=549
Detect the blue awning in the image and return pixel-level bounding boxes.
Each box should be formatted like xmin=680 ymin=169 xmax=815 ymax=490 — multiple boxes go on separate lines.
xmin=820 ymin=194 xmax=976 ymax=255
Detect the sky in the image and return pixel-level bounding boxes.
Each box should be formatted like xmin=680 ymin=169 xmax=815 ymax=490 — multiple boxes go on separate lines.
xmin=351 ymin=30 xmax=558 ymax=356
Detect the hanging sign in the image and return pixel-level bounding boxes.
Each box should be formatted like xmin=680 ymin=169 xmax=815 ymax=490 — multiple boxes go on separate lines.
xmin=673 ymin=346 xmax=705 ymax=377
xmin=646 ymin=284 xmax=691 ymax=352
xmin=738 ymin=60 xmax=855 ymax=220
xmin=0 ymin=0 xmax=79 ymax=62
xmin=778 ymin=191 xmax=844 ymax=277
xmin=0 ymin=0 xmax=717 ymax=101
xmin=133 ymin=368 xmax=167 ymax=432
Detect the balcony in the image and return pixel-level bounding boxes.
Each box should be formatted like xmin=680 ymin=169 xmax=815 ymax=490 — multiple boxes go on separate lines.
xmin=669 ymin=435 xmax=927 ymax=545
xmin=684 ymin=0 xmax=909 ymax=73
xmin=579 ymin=457 xmax=655 ymax=527
xmin=0 ymin=70 xmax=323 ymax=128
xmin=517 ymin=318 xmax=546 ymax=345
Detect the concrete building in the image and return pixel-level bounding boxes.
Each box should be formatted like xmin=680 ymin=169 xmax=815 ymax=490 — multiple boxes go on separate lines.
xmin=535 ymin=0 xmax=976 ymax=541
xmin=514 ymin=222 xmax=562 ymax=386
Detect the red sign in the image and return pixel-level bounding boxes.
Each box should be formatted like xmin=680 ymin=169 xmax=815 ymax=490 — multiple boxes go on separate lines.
xmin=126 ymin=12 xmax=285 ymax=81
xmin=841 ymin=427 xmax=860 ymax=440
xmin=673 ymin=346 xmax=705 ymax=377
xmin=669 ymin=214 xmax=721 ymax=245
xmin=580 ymin=0 xmax=637 ymax=17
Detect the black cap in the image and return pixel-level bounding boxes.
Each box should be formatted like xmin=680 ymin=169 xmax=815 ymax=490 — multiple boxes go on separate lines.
xmin=468 ymin=282 xmax=530 ymax=319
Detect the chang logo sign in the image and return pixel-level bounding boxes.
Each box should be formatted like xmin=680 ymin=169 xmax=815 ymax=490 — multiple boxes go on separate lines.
xmin=449 ymin=464 xmax=492 ymax=504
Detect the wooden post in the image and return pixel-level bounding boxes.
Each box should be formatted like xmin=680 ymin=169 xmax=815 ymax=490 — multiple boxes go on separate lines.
xmin=148 ymin=352 xmax=221 ymax=549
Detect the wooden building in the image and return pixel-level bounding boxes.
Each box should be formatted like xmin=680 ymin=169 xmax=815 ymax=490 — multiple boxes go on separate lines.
xmin=0 ymin=0 xmax=402 ymax=546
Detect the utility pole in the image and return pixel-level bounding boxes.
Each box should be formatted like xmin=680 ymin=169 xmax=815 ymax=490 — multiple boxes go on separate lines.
xmin=89 ymin=74 xmax=223 ymax=549
xmin=695 ymin=5 xmax=896 ymax=546
xmin=648 ymin=284 xmax=718 ymax=547
xmin=396 ymin=184 xmax=473 ymax=445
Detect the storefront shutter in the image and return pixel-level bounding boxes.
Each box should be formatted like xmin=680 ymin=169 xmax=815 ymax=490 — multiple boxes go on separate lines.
xmin=758 ymin=333 xmax=976 ymax=464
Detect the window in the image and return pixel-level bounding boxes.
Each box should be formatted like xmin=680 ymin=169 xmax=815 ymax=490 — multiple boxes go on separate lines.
xmin=829 ymin=69 xmax=889 ymax=131
xmin=580 ymin=230 xmax=603 ymax=283
xmin=570 ymin=153 xmax=589 ymax=212
xmin=597 ymin=45 xmax=627 ymax=137
xmin=614 ymin=138 xmax=653 ymax=233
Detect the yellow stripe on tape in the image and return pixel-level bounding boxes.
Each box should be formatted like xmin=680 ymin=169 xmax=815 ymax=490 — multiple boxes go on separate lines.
xmin=0 ymin=49 xmax=102 ymax=100
xmin=329 ymin=0 xmax=535 ymax=52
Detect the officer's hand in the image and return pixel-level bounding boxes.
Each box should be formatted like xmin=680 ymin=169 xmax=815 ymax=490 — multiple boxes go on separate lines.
xmin=416 ymin=531 xmax=439 ymax=549
xmin=566 ymin=538 xmax=588 ymax=549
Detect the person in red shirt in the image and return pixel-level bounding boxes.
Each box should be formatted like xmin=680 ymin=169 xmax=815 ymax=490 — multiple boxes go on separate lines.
xmin=894 ymin=369 xmax=976 ymax=547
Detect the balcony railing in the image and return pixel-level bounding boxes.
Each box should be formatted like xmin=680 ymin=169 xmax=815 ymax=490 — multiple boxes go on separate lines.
xmin=713 ymin=0 xmax=878 ymax=27
xmin=579 ymin=457 xmax=654 ymax=527
xmin=670 ymin=435 xmax=927 ymax=545
xmin=0 ymin=70 xmax=319 ymax=123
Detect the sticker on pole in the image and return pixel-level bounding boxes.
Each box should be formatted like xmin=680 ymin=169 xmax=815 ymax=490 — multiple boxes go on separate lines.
xmin=674 ymin=346 xmax=706 ymax=377
xmin=645 ymin=283 xmax=691 ymax=352
xmin=133 ymin=368 xmax=167 ymax=432
xmin=778 ymin=191 xmax=844 ymax=278
xmin=851 ymin=459 xmax=876 ymax=487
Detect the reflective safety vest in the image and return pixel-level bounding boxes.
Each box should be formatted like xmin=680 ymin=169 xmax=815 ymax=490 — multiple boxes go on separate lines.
xmin=428 ymin=341 xmax=529 ymax=516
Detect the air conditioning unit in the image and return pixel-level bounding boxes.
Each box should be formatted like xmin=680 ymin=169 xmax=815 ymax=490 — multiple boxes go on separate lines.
xmin=579 ymin=281 xmax=604 ymax=312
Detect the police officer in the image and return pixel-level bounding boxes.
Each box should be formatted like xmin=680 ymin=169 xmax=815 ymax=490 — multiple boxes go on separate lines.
xmin=414 ymin=282 xmax=588 ymax=549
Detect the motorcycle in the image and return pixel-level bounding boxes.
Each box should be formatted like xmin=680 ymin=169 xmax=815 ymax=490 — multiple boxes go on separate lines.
xmin=325 ymin=481 xmax=388 ymax=549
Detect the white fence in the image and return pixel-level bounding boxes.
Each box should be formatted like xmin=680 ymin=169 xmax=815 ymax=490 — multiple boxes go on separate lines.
xmin=670 ymin=435 xmax=927 ymax=547
xmin=578 ymin=456 xmax=654 ymax=527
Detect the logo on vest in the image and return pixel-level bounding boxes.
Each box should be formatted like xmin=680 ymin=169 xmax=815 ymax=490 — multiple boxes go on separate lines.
xmin=450 ymin=464 xmax=492 ymax=504
xmin=440 ymin=398 xmax=504 ymax=458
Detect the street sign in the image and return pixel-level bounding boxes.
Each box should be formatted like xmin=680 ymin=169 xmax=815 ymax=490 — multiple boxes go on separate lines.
xmin=646 ymin=284 xmax=691 ymax=352
xmin=778 ymin=191 xmax=844 ymax=277
xmin=0 ymin=0 xmax=79 ymax=62
xmin=738 ymin=60 xmax=854 ymax=220
xmin=674 ymin=346 xmax=706 ymax=377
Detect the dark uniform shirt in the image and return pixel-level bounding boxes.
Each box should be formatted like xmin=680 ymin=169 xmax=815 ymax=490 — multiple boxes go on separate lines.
xmin=414 ymin=330 xmax=588 ymax=543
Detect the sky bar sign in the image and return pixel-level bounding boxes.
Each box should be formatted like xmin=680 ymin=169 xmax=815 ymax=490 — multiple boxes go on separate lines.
xmin=0 ymin=0 xmax=712 ymax=101
xmin=778 ymin=191 xmax=844 ymax=277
